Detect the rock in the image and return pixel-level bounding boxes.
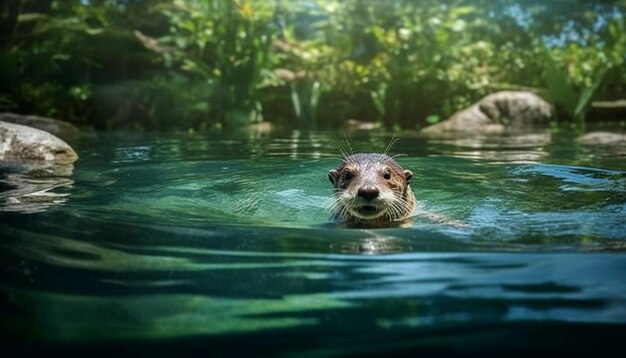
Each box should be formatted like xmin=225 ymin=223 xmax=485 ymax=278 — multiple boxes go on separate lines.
xmin=246 ymin=121 xmax=274 ymax=136
xmin=0 ymin=112 xmax=79 ymax=141
xmin=422 ymin=91 xmax=553 ymax=134
xmin=0 ymin=120 xmax=78 ymax=164
xmin=576 ymin=132 xmax=626 ymax=146
xmin=343 ymin=119 xmax=382 ymax=131
xmin=274 ymin=68 xmax=305 ymax=82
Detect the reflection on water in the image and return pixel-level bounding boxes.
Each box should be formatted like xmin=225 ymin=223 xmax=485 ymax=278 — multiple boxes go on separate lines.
xmin=0 ymin=162 xmax=74 ymax=213
xmin=424 ymin=130 xmax=552 ymax=149
xmin=425 ymin=131 xmax=552 ymax=162
xmin=1 ymin=130 xmax=625 ymax=354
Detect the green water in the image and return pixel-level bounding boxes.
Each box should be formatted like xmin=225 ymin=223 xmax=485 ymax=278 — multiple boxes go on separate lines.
xmin=1 ymin=130 xmax=625 ymax=355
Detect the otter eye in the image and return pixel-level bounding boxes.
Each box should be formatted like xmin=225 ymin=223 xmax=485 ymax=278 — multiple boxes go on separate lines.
xmin=383 ymin=169 xmax=391 ymax=180
xmin=343 ymin=170 xmax=354 ymax=181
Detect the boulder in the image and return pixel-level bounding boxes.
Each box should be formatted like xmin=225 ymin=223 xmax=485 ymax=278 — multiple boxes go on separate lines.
xmin=343 ymin=119 xmax=382 ymax=131
xmin=422 ymin=91 xmax=553 ymax=134
xmin=0 ymin=112 xmax=79 ymax=141
xmin=576 ymin=132 xmax=626 ymax=146
xmin=0 ymin=120 xmax=78 ymax=164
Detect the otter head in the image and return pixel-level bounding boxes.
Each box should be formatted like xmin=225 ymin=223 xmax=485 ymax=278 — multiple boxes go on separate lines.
xmin=327 ymin=153 xmax=415 ymax=223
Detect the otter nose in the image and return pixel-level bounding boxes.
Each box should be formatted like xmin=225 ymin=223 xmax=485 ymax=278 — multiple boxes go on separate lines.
xmin=358 ymin=186 xmax=380 ymax=201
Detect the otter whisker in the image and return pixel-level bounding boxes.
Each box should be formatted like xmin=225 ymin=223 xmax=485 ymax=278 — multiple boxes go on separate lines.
xmin=324 ymin=193 xmax=346 ymax=214
xmin=383 ymin=134 xmax=399 ymax=156
xmin=323 ymin=199 xmax=339 ymax=213
xmin=342 ymin=134 xmax=355 ymax=156
xmin=390 ymin=153 xmax=408 ymax=160
xmin=384 ymin=201 xmax=395 ymax=219
xmin=328 ymin=155 xmax=348 ymax=162
xmin=337 ymin=202 xmax=352 ymax=221
xmin=389 ymin=200 xmax=404 ymax=221
xmin=331 ymin=138 xmax=349 ymax=162
xmin=332 ymin=136 xmax=356 ymax=164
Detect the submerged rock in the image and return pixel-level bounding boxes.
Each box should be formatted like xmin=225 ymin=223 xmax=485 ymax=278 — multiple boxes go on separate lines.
xmin=0 ymin=120 xmax=78 ymax=164
xmin=576 ymin=132 xmax=626 ymax=146
xmin=0 ymin=112 xmax=79 ymax=141
xmin=422 ymin=91 xmax=553 ymax=134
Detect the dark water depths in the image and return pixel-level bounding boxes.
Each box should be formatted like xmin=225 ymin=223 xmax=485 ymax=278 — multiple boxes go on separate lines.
xmin=1 ymin=130 xmax=625 ymax=355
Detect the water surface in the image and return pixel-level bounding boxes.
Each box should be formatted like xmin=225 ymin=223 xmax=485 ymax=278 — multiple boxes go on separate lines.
xmin=1 ymin=130 xmax=625 ymax=355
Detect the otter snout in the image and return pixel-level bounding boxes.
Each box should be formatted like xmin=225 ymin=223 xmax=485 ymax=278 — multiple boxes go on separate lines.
xmin=357 ymin=186 xmax=379 ymax=201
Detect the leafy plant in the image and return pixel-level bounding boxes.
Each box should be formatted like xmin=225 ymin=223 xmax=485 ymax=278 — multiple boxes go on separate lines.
xmin=544 ymin=48 xmax=609 ymax=130
xmin=153 ymin=0 xmax=277 ymax=129
xmin=1 ymin=0 xmax=625 ymax=131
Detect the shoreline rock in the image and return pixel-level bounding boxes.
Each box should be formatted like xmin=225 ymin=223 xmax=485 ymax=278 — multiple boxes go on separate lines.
xmin=0 ymin=120 xmax=78 ymax=164
xmin=576 ymin=132 xmax=626 ymax=146
xmin=422 ymin=91 xmax=553 ymax=135
xmin=0 ymin=112 xmax=80 ymax=142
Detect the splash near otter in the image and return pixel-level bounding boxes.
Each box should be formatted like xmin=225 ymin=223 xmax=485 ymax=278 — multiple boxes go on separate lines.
xmin=326 ymin=152 xmax=416 ymax=227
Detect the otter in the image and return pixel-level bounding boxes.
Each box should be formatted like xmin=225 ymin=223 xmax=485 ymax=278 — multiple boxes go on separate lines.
xmin=326 ymin=153 xmax=416 ymax=226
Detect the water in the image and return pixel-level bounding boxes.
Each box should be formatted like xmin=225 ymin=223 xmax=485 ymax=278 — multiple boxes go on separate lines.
xmin=1 ymin=130 xmax=625 ymax=355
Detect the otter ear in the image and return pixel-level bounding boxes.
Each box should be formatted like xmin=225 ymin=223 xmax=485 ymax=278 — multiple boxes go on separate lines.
xmin=404 ymin=170 xmax=413 ymax=184
xmin=328 ymin=169 xmax=339 ymax=185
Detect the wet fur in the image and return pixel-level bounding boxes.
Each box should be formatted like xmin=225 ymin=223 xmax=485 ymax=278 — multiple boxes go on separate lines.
xmin=326 ymin=153 xmax=415 ymax=226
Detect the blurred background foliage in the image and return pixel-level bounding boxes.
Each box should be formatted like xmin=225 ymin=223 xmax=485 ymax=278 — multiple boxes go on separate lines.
xmin=1 ymin=0 xmax=625 ymax=130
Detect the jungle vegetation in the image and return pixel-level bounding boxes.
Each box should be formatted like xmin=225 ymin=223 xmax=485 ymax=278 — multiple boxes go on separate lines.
xmin=1 ymin=0 xmax=625 ymax=131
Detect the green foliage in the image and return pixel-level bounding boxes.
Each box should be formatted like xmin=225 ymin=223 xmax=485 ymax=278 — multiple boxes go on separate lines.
xmin=0 ymin=0 xmax=157 ymax=124
xmin=544 ymin=48 xmax=610 ymax=131
xmin=544 ymin=49 xmax=579 ymax=119
xmin=150 ymin=0 xmax=277 ymax=129
xmin=1 ymin=0 xmax=625 ymax=130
